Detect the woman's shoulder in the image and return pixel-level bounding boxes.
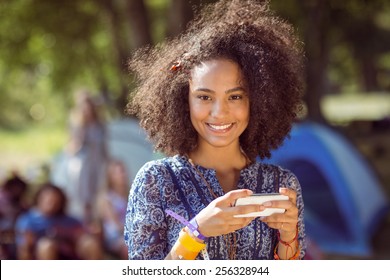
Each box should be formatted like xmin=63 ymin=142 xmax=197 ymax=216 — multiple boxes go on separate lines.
xmin=254 ymin=161 xmax=299 ymax=182
xmin=131 ymin=155 xmax=185 ymax=184
xmin=136 ymin=155 xmax=186 ymax=173
xmin=254 ymin=160 xmax=291 ymax=173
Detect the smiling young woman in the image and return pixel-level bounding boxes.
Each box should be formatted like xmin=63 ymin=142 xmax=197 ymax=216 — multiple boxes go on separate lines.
xmin=188 ymin=58 xmax=250 ymax=188
xmin=125 ymin=0 xmax=306 ymax=260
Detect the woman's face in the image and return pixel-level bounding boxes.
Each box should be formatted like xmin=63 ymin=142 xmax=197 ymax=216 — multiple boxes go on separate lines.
xmin=189 ymin=58 xmax=249 ymax=150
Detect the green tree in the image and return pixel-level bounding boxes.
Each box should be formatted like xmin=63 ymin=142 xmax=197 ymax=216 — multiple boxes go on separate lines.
xmin=272 ymin=0 xmax=390 ymax=122
xmin=1 ymin=0 xmax=389 ymax=128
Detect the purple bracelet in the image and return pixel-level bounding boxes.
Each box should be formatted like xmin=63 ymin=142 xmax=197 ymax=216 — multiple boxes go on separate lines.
xmin=165 ymin=209 xmax=207 ymax=241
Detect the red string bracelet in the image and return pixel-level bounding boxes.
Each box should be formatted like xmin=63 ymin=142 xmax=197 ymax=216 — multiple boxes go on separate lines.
xmin=274 ymin=225 xmax=300 ymax=260
xmin=274 ymin=243 xmax=300 ymax=260
xmin=277 ymin=225 xmax=298 ymax=246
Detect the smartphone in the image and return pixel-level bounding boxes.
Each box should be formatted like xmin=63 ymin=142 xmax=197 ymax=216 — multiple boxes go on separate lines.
xmin=233 ymin=193 xmax=288 ymax=218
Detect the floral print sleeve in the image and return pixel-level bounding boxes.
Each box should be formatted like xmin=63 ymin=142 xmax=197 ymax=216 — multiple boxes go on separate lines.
xmin=124 ymin=161 xmax=169 ymax=260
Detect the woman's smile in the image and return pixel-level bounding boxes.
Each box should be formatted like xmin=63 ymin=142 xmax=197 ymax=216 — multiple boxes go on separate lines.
xmin=206 ymin=122 xmax=234 ymax=132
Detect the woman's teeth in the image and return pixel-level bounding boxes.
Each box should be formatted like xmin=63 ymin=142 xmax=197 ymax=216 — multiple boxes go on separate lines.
xmin=208 ymin=123 xmax=233 ymax=130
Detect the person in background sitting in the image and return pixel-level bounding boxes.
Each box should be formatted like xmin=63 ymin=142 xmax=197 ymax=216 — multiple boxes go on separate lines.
xmin=0 ymin=172 xmax=29 ymax=259
xmin=97 ymin=159 xmax=129 ymax=259
xmin=15 ymin=183 xmax=103 ymax=260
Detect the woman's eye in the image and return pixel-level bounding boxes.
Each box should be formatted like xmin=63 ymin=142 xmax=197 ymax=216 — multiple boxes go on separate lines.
xmin=229 ymin=95 xmax=242 ymax=100
xmin=198 ymin=95 xmax=211 ymax=101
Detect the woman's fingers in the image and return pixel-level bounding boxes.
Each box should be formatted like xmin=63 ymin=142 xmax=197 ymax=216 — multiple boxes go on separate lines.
xmin=279 ymin=187 xmax=296 ymax=205
xmin=225 ymin=217 xmax=255 ymax=232
xmin=198 ymin=188 xmax=298 ymax=237
xmin=260 ymin=188 xmax=297 ymax=213
xmin=214 ymin=189 xmax=253 ymax=207
xmin=262 ymin=213 xmax=297 ymax=231
xmin=260 ymin=188 xmax=298 ymax=233
xmin=196 ymin=189 xmax=260 ymax=236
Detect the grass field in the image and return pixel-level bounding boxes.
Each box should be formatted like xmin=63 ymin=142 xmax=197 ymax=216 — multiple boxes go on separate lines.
xmin=0 ymin=125 xmax=67 ymax=182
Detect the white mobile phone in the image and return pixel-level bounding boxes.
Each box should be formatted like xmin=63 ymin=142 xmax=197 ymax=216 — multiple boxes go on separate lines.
xmin=233 ymin=193 xmax=288 ymax=218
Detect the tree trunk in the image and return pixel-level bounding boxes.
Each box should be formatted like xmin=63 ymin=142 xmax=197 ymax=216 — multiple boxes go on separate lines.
xmin=96 ymin=0 xmax=133 ymax=115
xmin=126 ymin=0 xmax=153 ymax=49
xmin=361 ymin=55 xmax=379 ymax=92
xmin=300 ymin=0 xmax=329 ymax=123
xmin=166 ymin=0 xmax=196 ymax=38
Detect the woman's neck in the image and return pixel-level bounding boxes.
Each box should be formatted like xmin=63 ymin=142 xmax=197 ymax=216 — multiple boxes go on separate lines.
xmin=188 ymin=144 xmax=249 ymax=193
xmin=190 ymin=141 xmax=248 ymax=167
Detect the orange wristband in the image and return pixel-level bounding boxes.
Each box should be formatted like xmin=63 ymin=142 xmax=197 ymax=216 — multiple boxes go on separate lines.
xmin=172 ymin=241 xmax=199 ymax=260
xmin=172 ymin=228 xmax=206 ymax=260
xmin=178 ymin=228 xmax=206 ymax=252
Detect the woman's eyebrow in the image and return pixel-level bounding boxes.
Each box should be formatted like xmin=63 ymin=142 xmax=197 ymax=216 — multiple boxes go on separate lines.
xmin=193 ymin=88 xmax=214 ymax=93
xmin=192 ymin=86 xmax=246 ymax=93
xmin=225 ymin=86 xmax=246 ymax=94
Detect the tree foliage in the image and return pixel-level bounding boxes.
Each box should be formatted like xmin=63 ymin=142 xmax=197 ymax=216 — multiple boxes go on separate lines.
xmin=271 ymin=0 xmax=390 ymax=121
xmin=1 ymin=0 xmax=390 ymax=128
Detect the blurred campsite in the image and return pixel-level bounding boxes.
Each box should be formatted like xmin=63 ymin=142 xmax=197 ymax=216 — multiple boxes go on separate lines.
xmin=0 ymin=0 xmax=390 ymax=260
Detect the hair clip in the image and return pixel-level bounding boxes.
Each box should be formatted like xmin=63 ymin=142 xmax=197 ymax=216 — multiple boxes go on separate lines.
xmin=170 ymin=61 xmax=182 ymax=72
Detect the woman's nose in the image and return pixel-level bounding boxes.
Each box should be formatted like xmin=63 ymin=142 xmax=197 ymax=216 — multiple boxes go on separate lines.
xmin=210 ymin=99 xmax=228 ymax=117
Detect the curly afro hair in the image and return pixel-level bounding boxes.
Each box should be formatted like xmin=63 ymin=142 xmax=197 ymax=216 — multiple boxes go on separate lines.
xmin=127 ymin=0 xmax=304 ymax=161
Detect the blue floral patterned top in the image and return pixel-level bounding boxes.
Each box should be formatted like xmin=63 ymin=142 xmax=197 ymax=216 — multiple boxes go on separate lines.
xmin=124 ymin=155 xmax=306 ymax=260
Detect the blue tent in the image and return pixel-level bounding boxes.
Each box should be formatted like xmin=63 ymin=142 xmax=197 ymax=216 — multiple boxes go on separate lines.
xmin=107 ymin=118 xmax=161 ymax=183
xmin=262 ymin=121 xmax=389 ymax=257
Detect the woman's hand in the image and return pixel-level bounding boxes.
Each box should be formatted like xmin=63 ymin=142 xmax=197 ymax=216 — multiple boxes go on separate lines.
xmin=195 ymin=189 xmax=266 ymax=237
xmin=260 ymin=187 xmax=298 ymax=241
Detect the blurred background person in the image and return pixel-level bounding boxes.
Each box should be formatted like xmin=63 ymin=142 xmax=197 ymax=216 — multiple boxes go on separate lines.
xmin=15 ymin=183 xmax=103 ymax=260
xmin=0 ymin=172 xmax=29 ymax=259
xmin=97 ymin=159 xmax=129 ymax=259
xmin=63 ymin=89 xmax=108 ymax=226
